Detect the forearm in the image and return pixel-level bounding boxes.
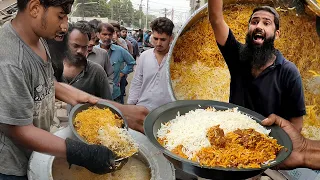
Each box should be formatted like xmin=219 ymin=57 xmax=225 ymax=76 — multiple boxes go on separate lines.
xmin=122 ymin=51 xmax=136 ymax=74
xmin=208 ymin=0 xmax=229 ymax=45
xmin=57 ymin=81 xmax=121 ymax=113
xmin=121 ymin=64 xmax=135 ymax=75
xmin=55 ymin=81 xmax=77 ymax=106
xmin=208 ymin=0 xmax=224 ymax=25
xmin=121 ymin=55 xmax=135 ymax=74
xmin=5 ymin=124 xmax=66 ymax=157
xmin=304 ymin=139 xmax=320 ymax=169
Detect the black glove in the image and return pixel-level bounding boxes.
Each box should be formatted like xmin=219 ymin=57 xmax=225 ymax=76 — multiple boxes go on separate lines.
xmin=65 ymin=138 xmax=115 ymax=174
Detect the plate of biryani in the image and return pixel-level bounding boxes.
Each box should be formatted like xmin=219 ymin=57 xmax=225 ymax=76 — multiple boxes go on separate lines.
xmin=69 ymin=101 xmax=139 ymax=169
xmin=144 ymin=100 xmax=292 ymax=180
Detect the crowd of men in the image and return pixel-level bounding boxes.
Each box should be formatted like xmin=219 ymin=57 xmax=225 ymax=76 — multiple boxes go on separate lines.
xmin=0 ymin=0 xmax=319 ymax=179
xmin=48 ymin=20 xmax=157 ymax=105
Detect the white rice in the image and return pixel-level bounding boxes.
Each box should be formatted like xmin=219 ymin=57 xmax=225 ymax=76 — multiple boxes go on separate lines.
xmin=157 ymin=108 xmax=271 ymax=159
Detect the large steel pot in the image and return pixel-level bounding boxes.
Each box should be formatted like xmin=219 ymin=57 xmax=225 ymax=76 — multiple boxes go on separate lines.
xmin=166 ymin=0 xmax=320 ymax=101
xmin=27 ymin=127 xmax=175 ymax=180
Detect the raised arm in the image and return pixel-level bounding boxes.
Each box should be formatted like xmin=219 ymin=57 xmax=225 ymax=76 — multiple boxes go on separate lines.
xmin=208 ymin=0 xmax=230 ymax=46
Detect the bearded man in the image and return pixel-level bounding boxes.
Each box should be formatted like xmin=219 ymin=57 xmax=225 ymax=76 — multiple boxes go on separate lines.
xmin=62 ymin=21 xmax=112 ymax=100
xmin=208 ymin=1 xmax=306 ymax=132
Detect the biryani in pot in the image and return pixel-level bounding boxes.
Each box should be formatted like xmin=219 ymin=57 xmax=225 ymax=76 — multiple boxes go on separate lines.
xmin=170 ymin=4 xmax=320 ymax=140
xmin=52 ymin=157 xmax=151 ymax=180
xmin=73 ymin=107 xmax=138 ymax=158
xmin=157 ymin=108 xmax=283 ymax=168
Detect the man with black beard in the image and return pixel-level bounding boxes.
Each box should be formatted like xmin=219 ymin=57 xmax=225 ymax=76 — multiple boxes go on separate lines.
xmin=208 ymin=1 xmax=305 ymax=131
xmin=62 ymin=21 xmax=112 ymax=100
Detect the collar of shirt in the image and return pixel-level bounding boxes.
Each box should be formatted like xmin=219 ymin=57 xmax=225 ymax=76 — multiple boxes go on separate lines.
xmin=251 ymin=50 xmax=285 ymax=80
xmin=274 ymin=50 xmax=285 ymax=66
xmin=152 ymin=49 xmax=168 ymax=67
xmin=110 ymin=44 xmax=117 ymax=51
xmin=95 ymin=43 xmax=117 ymax=51
xmin=63 ymin=60 xmax=89 ymax=84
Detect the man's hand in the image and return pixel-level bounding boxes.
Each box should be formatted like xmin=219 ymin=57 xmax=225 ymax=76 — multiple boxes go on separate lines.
xmin=262 ymin=114 xmax=307 ymax=169
xmin=118 ymin=105 xmax=149 ymax=133
xmin=74 ymin=88 xmax=99 ymax=105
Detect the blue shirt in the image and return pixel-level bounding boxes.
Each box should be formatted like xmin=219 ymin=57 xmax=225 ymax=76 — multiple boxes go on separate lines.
xmin=97 ymin=44 xmax=136 ymax=99
xmin=144 ymin=33 xmax=149 ymax=41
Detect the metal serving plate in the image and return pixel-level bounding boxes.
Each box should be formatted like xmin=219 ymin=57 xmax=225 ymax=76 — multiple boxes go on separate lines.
xmin=68 ymin=101 xmax=129 ymax=169
xmin=68 ymin=100 xmax=128 ymax=138
xmin=144 ymin=100 xmax=292 ymax=180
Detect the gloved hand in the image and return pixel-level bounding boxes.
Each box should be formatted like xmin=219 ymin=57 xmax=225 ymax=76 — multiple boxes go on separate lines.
xmin=65 ymin=138 xmax=115 ymax=174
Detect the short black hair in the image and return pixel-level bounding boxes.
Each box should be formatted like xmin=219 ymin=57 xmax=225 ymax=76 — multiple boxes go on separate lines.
xmin=68 ymin=21 xmax=92 ymax=40
xmin=97 ymin=23 xmax=115 ymax=34
xmin=150 ymin=17 xmax=174 ymax=36
xmin=88 ymin=19 xmax=102 ymax=32
xmin=17 ymin=0 xmax=74 ymax=13
xmin=110 ymin=22 xmax=120 ymax=31
xmin=249 ymin=6 xmax=280 ymax=30
xmin=120 ymin=26 xmax=127 ymax=31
